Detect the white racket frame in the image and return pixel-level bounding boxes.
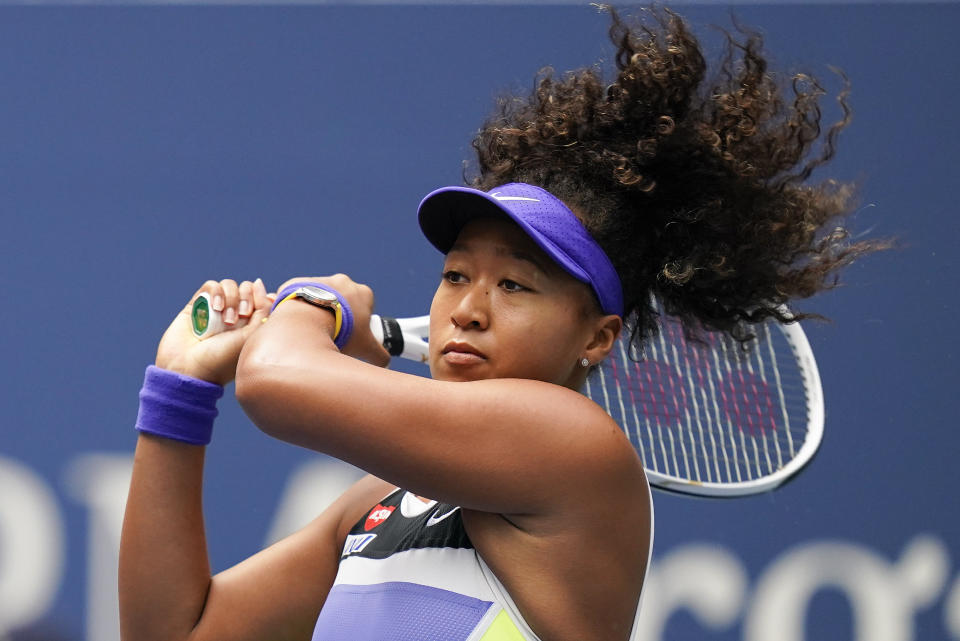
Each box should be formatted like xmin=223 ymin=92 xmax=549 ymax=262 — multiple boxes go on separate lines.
xmin=634 ymin=320 xmax=824 ymax=497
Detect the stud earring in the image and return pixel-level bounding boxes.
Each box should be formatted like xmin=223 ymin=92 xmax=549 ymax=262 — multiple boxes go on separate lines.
xmin=580 ymin=357 xmax=590 ymax=368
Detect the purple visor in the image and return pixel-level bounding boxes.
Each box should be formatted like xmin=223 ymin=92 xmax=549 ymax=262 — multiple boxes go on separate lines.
xmin=418 ymin=182 xmax=623 ymax=317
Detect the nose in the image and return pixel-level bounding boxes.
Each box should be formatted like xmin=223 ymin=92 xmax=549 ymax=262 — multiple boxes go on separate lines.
xmin=450 ymin=286 xmax=489 ymax=330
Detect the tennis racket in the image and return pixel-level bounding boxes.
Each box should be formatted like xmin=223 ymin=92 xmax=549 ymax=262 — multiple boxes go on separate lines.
xmin=584 ymin=309 xmax=823 ymax=497
xmin=193 ymin=295 xmax=823 ymax=497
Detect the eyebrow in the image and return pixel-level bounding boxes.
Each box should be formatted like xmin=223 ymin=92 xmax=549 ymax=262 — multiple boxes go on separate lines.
xmin=448 ymin=242 xmax=553 ymax=275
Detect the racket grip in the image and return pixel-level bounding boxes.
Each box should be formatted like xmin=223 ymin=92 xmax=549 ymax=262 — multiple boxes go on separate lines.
xmin=191 ymin=293 xmax=226 ymax=339
xmin=369 ymin=314 xmax=405 ymax=357
xmin=194 ymin=304 xmax=402 ymax=359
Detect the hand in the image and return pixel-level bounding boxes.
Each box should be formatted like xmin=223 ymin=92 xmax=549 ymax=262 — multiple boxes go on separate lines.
xmin=155 ymin=278 xmax=274 ymax=385
xmin=275 ymin=274 xmax=390 ymax=368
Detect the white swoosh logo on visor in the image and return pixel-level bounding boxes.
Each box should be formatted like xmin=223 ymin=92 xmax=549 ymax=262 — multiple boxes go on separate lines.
xmin=426 ymin=506 xmax=461 ymax=527
xmin=491 ymin=193 xmax=540 ymax=202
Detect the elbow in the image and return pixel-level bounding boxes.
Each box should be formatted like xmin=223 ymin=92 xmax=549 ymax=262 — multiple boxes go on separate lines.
xmin=236 ymin=329 xmax=338 ymax=447
xmin=235 ymin=339 xmax=284 ymax=440
xmin=234 ymin=337 xmax=260 ymax=412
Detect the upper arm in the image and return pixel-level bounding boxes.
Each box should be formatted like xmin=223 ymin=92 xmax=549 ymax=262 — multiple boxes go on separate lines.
xmin=236 ymin=324 xmax=640 ymax=517
xmin=187 ymin=475 xmax=394 ymax=641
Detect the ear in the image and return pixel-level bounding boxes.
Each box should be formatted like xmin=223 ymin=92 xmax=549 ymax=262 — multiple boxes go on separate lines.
xmin=582 ymin=314 xmax=622 ymax=366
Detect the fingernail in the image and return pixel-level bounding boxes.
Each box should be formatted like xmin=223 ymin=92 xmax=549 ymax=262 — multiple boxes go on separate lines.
xmin=225 ymin=307 xmax=238 ymax=324
xmin=239 ymin=300 xmax=251 ymax=316
xmin=213 ymin=295 xmax=225 ymax=311
xmin=254 ymin=277 xmax=264 ymax=289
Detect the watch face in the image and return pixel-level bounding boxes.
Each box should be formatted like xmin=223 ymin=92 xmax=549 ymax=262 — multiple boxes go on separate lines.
xmin=297 ymin=285 xmax=338 ymax=306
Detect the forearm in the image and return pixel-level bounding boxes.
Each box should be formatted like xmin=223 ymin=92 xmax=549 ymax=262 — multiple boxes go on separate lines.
xmin=119 ymin=434 xmax=211 ymax=641
xmin=235 ymin=297 xmax=340 ymax=440
xmin=119 ymin=362 xmax=222 ymax=641
xmin=118 ymin=277 xmax=284 ymax=641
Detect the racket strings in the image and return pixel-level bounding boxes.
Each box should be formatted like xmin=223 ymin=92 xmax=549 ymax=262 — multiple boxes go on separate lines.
xmin=586 ymin=315 xmax=810 ymax=485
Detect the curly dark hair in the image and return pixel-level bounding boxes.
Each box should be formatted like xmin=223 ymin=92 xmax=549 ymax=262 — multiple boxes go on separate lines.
xmin=469 ymin=6 xmax=886 ymax=347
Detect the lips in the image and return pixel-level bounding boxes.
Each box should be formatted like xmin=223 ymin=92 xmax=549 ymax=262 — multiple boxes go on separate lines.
xmin=441 ymin=341 xmax=487 ymax=365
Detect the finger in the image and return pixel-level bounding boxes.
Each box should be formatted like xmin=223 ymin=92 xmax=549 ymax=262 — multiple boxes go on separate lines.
xmin=220 ymin=279 xmax=240 ymax=326
xmin=356 ymin=282 xmax=375 ymax=310
xmin=180 ymin=280 xmax=223 ymax=318
xmin=180 ymin=281 xmax=214 ymax=322
xmin=199 ymin=279 xmax=226 ymax=313
xmin=370 ymin=344 xmax=391 ymax=368
xmin=241 ymin=278 xmax=273 ymax=337
xmin=326 ymin=273 xmax=350 ymax=290
xmin=252 ymin=278 xmax=271 ymax=310
xmin=237 ymin=281 xmax=254 ymax=318
xmin=277 ymin=275 xmax=341 ymax=295
xmin=276 ymin=276 xmax=310 ymax=294
xmin=249 ymin=278 xmax=272 ymax=328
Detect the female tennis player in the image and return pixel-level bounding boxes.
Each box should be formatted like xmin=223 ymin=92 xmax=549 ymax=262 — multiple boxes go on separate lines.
xmin=120 ymin=8 xmax=880 ymax=641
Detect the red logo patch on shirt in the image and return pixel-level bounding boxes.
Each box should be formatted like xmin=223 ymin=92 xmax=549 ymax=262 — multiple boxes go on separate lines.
xmin=364 ymin=504 xmax=396 ymax=531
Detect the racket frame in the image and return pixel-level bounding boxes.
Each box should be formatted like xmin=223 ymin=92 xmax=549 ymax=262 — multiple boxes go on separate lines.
xmin=629 ymin=319 xmax=824 ymax=497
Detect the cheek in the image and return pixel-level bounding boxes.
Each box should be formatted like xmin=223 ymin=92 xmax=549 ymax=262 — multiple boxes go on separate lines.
xmin=429 ymin=280 xmax=453 ymax=323
xmin=428 ymin=295 xmax=446 ymax=356
xmin=509 ymin=319 xmax=583 ymax=376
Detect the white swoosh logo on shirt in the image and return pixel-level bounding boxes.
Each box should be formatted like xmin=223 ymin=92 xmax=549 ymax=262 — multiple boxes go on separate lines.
xmin=426 ymin=506 xmax=461 ymax=527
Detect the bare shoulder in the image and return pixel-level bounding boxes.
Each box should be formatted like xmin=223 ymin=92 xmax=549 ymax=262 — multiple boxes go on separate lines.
xmin=461 ymin=385 xmax=651 ymax=641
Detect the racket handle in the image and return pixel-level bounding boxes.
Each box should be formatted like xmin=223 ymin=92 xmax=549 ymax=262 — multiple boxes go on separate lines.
xmin=192 ymin=300 xmax=399 ymax=357
xmin=191 ymin=293 xmax=226 ymax=339
xmin=369 ymin=314 xmax=405 ymax=357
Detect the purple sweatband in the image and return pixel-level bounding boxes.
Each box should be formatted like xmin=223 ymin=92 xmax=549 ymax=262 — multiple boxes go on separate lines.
xmin=135 ymin=365 xmax=224 ymax=445
xmin=271 ymin=281 xmax=354 ymax=349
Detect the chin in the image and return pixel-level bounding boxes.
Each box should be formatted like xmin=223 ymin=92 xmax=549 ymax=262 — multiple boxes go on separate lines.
xmin=430 ymin=364 xmax=493 ymax=383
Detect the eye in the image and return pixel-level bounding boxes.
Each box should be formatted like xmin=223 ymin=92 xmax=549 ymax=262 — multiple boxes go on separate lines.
xmin=500 ymin=279 xmax=528 ymax=293
xmin=442 ymin=270 xmax=467 ymax=284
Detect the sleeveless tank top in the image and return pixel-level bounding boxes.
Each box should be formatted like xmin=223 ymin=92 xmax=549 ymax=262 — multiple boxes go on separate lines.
xmin=311 ymin=488 xmax=651 ymax=641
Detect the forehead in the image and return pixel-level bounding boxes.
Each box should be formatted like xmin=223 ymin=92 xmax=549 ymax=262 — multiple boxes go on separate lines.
xmin=448 ymin=217 xmax=560 ymax=274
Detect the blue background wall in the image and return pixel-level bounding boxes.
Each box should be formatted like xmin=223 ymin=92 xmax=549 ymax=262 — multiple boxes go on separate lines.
xmin=0 ymin=3 xmax=957 ymax=640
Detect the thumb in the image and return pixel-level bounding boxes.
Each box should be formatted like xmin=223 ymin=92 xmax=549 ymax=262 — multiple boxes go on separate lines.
xmin=241 ymin=277 xmax=273 ymax=339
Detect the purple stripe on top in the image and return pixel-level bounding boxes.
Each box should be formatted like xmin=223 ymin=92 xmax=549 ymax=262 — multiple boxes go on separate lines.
xmin=312 ymin=582 xmax=493 ymax=641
